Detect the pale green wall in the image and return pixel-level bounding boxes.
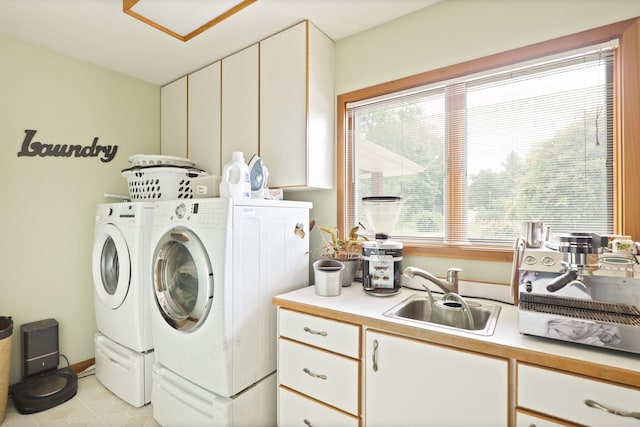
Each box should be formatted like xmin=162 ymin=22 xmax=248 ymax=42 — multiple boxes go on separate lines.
xmin=1 ymin=0 xmax=639 ymax=387
xmin=0 ymin=33 xmax=159 ymax=384
xmin=302 ymin=0 xmax=640 ymax=285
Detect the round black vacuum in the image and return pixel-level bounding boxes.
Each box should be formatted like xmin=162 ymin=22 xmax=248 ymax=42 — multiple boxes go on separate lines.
xmin=11 ymin=367 xmax=78 ymax=414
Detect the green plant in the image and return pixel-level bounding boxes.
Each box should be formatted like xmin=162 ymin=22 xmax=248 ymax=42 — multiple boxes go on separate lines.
xmin=315 ymin=222 xmax=367 ymax=260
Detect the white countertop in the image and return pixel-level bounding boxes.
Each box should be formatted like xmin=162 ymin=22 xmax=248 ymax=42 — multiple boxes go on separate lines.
xmin=274 ymin=284 xmax=640 ymax=387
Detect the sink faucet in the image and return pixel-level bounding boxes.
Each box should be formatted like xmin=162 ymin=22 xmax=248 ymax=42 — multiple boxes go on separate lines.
xmin=402 ymin=266 xmax=462 ymax=294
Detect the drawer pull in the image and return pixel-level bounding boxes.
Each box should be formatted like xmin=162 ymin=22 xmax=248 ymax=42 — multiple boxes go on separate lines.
xmin=303 ymin=368 xmax=327 ymax=380
xmin=303 ymin=326 xmax=327 ymax=336
xmin=372 ymin=339 xmax=379 ymax=372
xmin=303 ymin=419 xmax=312 ymax=427
xmin=584 ymin=399 xmax=640 ymax=420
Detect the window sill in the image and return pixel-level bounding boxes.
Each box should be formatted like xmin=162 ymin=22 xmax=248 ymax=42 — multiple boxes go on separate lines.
xmin=402 ymin=242 xmax=514 ymax=263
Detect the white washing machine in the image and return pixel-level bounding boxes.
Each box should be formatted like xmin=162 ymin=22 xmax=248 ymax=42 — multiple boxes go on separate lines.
xmin=92 ymin=202 xmax=154 ymax=407
xmin=149 ymin=198 xmax=311 ymax=426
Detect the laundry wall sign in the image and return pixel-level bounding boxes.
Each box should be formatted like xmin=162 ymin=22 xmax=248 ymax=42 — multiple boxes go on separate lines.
xmin=17 ymin=129 xmax=118 ymax=163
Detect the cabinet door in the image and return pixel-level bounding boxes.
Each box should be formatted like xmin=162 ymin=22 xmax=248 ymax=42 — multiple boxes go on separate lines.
xmin=278 ymin=338 xmax=359 ymax=416
xmin=221 ymin=44 xmax=258 ymax=167
xmin=278 ymin=386 xmax=359 ymax=427
xmin=188 ymin=62 xmax=221 ymax=176
xmin=518 ymin=363 xmax=640 ymax=426
xmin=260 ymin=21 xmax=334 ymax=189
xmin=278 ymin=308 xmax=360 ymax=358
xmin=160 ymin=77 xmax=187 ymax=158
xmin=260 ymin=22 xmax=307 ymax=188
xmin=306 ymin=22 xmax=334 ymax=189
xmin=516 ymin=410 xmax=573 ymax=427
xmin=365 ymin=330 xmax=508 ymax=427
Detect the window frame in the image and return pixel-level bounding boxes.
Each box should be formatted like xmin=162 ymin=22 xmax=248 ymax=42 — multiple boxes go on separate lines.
xmin=336 ymin=17 xmax=640 ymax=263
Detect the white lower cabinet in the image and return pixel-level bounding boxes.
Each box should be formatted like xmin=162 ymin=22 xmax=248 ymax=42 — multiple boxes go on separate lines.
xmin=516 ymin=409 xmax=574 ymax=427
xmin=275 ymin=299 xmax=640 ymax=427
xmin=517 ymin=363 xmax=640 ymax=426
xmin=278 ymin=339 xmax=359 ymax=415
xmin=278 ymin=308 xmax=360 ymax=358
xmin=278 ymin=386 xmax=359 ymax=427
xmin=277 ymin=308 xmax=361 ymax=426
xmin=364 ymin=330 xmax=509 ymax=427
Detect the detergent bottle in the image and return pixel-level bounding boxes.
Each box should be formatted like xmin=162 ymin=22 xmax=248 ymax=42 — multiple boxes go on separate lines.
xmin=220 ymin=151 xmax=251 ymax=199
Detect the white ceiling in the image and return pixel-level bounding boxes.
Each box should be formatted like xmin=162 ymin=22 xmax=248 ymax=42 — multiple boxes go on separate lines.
xmin=0 ymin=0 xmax=441 ymax=86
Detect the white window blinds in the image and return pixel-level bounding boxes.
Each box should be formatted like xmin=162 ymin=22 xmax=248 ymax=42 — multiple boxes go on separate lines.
xmin=347 ymin=41 xmax=617 ymax=244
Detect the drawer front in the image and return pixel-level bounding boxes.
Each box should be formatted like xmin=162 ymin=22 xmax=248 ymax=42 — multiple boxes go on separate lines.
xmin=518 ymin=363 xmax=640 ymax=426
xmin=278 ymin=386 xmax=359 ymax=427
xmin=279 ymin=308 xmax=360 ymax=358
xmin=279 ymin=338 xmax=359 ymax=415
xmin=516 ymin=410 xmax=573 ymax=427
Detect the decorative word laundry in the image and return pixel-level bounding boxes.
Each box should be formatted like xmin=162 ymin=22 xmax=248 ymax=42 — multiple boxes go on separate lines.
xmin=17 ymin=129 xmax=118 ymax=163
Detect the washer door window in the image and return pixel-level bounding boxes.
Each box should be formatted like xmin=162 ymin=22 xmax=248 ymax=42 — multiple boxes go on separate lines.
xmin=92 ymin=224 xmax=131 ymax=310
xmin=153 ymin=227 xmax=213 ymax=332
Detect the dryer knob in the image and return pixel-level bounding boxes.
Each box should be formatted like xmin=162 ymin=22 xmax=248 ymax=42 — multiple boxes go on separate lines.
xmin=99 ymin=206 xmax=113 ymax=218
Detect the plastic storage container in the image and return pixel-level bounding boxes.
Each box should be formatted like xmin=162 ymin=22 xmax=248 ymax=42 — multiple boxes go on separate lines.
xmin=220 ymin=152 xmax=251 ymax=199
xmin=0 ymin=317 xmax=12 ymax=425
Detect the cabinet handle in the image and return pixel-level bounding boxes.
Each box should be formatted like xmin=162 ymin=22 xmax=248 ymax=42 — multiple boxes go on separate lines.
xmin=303 ymin=368 xmax=327 ymax=380
xmin=372 ymin=339 xmax=379 ymax=372
xmin=303 ymin=419 xmax=312 ymax=427
xmin=584 ymin=399 xmax=640 ymax=420
xmin=303 ymin=326 xmax=327 ymax=336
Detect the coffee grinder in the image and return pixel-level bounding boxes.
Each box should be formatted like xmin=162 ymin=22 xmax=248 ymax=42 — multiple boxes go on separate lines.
xmin=361 ymin=196 xmax=403 ymax=296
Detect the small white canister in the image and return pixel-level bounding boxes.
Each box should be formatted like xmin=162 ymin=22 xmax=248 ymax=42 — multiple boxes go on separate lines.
xmin=612 ymin=235 xmax=634 ymax=253
xmin=313 ymin=259 xmax=344 ymax=297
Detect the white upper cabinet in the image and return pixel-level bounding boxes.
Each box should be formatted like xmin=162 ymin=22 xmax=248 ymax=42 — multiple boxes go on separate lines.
xmin=160 ymin=21 xmax=335 ymax=189
xmin=160 ymin=76 xmax=187 ymax=158
xmin=221 ymin=44 xmax=259 ymax=168
xmin=260 ymin=21 xmax=334 ymax=189
xmin=188 ymin=62 xmax=221 ymax=175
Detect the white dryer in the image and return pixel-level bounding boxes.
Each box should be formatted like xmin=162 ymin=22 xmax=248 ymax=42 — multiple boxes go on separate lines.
xmin=92 ymin=202 xmax=154 ymax=407
xmin=149 ymin=198 xmax=311 ymax=426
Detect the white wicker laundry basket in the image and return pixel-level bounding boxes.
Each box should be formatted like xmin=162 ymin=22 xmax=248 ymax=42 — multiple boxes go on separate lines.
xmin=127 ymin=154 xmax=195 ymax=168
xmin=121 ymin=165 xmax=208 ymax=200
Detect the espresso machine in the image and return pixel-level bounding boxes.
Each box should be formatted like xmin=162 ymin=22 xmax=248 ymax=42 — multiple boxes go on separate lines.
xmin=516 ymin=232 xmax=640 ymax=354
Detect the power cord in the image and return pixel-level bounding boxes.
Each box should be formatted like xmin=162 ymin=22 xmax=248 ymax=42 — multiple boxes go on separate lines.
xmin=58 ymin=353 xmax=96 ymax=378
xmin=59 ymin=353 xmax=70 ymax=367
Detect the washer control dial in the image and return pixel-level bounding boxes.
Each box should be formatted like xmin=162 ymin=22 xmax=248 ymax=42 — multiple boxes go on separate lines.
xmin=175 ymin=203 xmax=186 ymax=219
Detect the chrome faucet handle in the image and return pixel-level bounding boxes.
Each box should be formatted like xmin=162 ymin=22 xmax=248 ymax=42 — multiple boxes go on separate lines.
xmin=446 ymin=267 xmax=462 ymax=280
xmin=446 ymin=267 xmax=463 ymax=290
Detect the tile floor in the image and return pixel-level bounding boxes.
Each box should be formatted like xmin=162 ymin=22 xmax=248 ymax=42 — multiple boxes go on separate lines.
xmin=1 ymin=373 xmax=159 ymax=427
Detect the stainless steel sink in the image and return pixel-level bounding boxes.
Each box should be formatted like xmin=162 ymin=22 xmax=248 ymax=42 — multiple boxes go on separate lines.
xmin=383 ymin=294 xmax=501 ymax=336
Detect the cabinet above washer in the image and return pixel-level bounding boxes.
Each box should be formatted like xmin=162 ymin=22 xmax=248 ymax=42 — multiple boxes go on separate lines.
xmin=260 ymin=21 xmax=335 ymax=190
xmin=160 ymin=20 xmax=335 ymax=190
